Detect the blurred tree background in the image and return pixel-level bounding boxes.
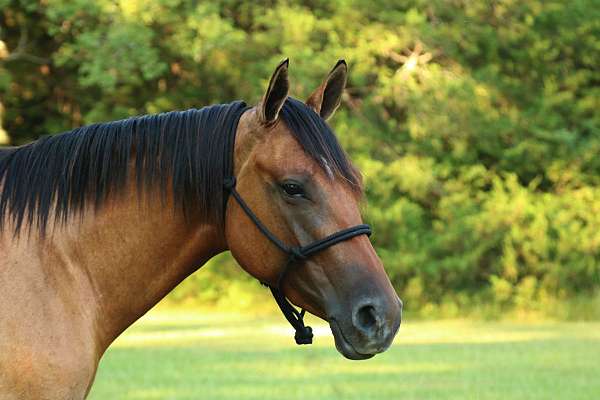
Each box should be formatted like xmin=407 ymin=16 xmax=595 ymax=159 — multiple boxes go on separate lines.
xmin=1 ymin=0 xmax=599 ymax=318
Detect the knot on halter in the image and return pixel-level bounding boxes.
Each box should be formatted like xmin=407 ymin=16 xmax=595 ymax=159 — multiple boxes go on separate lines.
xmin=294 ymin=325 xmax=314 ymax=345
xmin=288 ymin=247 xmax=306 ymax=262
xmin=223 ymin=176 xmax=237 ymax=190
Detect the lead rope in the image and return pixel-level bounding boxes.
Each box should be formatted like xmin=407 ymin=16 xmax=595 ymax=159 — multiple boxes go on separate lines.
xmin=223 ymin=176 xmax=371 ymax=345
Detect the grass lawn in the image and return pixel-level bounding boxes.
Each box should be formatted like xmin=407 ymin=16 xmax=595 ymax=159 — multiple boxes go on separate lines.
xmin=88 ymin=310 xmax=600 ymax=400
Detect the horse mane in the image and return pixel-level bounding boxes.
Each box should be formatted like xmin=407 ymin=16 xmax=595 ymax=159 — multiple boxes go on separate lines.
xmin=0 ymin=98 xmax=360 ymax=236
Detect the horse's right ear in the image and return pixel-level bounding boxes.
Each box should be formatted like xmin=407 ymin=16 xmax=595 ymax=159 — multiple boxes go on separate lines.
xmin=306 ymin=60 xmax=347 ymax=120
xmin=259 ymin=59 xmax=289 ymax=124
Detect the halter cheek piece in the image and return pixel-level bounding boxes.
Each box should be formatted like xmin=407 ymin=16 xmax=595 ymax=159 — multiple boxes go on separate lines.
xmin=223 ymin=176 xmax=371 ymax=345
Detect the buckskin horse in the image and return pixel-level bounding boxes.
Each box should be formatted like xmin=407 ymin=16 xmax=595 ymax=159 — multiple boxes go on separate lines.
xmin=0 ymin=60 xmax=402 ymax=399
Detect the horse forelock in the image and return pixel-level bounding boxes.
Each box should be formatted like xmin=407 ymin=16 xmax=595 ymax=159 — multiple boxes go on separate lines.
xmin=279 ymin=97 xmax=362 ymax=194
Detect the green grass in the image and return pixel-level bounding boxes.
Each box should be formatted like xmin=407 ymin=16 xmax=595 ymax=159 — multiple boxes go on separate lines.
xmin=88 ymin=310 xmax=600 ymax=400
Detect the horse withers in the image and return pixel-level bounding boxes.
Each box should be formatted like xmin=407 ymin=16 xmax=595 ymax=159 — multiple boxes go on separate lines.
xmin=0 ymin=60 xmax=402 ymax=399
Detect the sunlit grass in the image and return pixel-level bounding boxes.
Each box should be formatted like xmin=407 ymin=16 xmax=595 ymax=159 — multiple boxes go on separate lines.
xmin=89 ymin=310 xmax=600 ymax=400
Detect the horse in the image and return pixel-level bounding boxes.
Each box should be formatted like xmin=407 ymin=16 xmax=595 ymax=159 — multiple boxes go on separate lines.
xmin=0 ymin=59 xmax=402 ymax=399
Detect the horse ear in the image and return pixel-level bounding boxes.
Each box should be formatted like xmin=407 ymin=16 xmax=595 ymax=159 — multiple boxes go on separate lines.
xmin=259 ymin=58 xmax=290 ymax=124
xmin=306 ymin=60 xmax=347 ymax=120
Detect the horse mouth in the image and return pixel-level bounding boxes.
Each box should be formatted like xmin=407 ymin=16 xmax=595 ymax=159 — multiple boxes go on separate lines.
xmin=329 ymin=319 xmax=375 ymax=360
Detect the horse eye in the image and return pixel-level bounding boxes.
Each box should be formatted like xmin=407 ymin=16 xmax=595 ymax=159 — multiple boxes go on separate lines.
xmin=281 ymin=182 xmax=305 ymax=198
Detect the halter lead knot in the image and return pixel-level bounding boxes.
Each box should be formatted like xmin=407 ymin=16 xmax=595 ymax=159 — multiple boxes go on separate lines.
xmin=294 ymin=325 xmax=314 ymax=345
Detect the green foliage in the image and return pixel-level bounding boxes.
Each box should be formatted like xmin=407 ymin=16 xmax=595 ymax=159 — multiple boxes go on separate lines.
xmin=1 ymin=0 xmax=599 ymax=315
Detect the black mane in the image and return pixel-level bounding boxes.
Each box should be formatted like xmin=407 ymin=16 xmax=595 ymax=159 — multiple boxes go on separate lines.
xmin=0 ymin=98 xmax=359 ymax=235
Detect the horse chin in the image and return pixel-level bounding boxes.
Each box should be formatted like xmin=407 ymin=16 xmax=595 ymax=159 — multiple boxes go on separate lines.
xmin=329 ymin=319 xmax=375 ymax=360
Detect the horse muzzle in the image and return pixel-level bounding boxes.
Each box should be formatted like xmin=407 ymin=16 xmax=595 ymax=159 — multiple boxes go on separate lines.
xmin=329 ymin=295 xmax=402 ymax=360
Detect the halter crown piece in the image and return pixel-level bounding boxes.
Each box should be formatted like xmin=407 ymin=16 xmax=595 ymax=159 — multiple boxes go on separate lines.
xmin=222 ymin=104 xmax=372 ymax=345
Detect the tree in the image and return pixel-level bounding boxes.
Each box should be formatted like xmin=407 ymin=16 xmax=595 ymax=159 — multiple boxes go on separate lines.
xmin=1 ymin=0 xmax=599 ymax=312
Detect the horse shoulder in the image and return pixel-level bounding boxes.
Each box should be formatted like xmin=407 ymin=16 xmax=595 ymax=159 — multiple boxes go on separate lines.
xmin=0 ymin=237 xmax=99 ymax=400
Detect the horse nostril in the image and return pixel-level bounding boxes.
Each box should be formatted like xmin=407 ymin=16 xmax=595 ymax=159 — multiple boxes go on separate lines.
xmin=355 ymin=304 xmax=379 ymax=333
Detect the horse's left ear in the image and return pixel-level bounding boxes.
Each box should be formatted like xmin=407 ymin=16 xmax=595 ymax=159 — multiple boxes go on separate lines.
xmin=306 ymin=60 xmax=348 ymax=120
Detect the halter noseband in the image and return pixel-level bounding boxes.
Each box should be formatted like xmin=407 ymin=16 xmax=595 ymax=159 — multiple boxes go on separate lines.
xmin=223 ymin=178 xmax=371 ymax=345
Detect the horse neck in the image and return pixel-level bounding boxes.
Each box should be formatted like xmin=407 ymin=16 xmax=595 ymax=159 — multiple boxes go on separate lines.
xmin=40 ymin=179 xmax=226 ymax=349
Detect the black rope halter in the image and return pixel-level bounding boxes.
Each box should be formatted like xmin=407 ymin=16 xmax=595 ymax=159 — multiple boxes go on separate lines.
xmin=222 ymin=105 xmax=371 ymax=345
